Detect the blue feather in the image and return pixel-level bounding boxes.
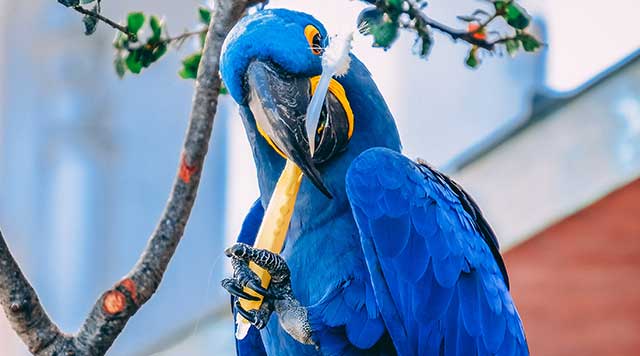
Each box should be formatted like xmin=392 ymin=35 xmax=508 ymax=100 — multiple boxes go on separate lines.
xmin=425 ymin=224 xmax=451 ymax=261
xmin=381 ymin=188 xmax=410 ymax=217
xmin=232 ymin=199 xmax=267 ymax=356
xmin=480 ymin=296 xmax=507 ymax=353
xmin=498 ymin=328 xmax=517 ymax=356
xmin=343 ymin=280 xmax=366 ymax=311
xmin=346 ymin=147 xmax=529 ymax=356
xmin=455 ymin=309 xmax=477 ymax=356
xmin=322 ymin=293 xmax=351 ymax=327
xmin=236 ymin=199 xmax=264 ymax=245
xmin=422 ymin=276 xmax=455 ymax=321
xmin=443 ymin=290 xmax=460 ymax=356
xmin=369 ymin=214 xmax=411 ymax=258
xmin=346 ymin=311 xmax=386 ymax=349
xmin=393 ymin=226 xmax=429 ymax=282
xmin=419 ymin=323 xmax=443 ymax=356
xmin=432 ymin=254 xmax=463 ymax=288
xmin=410 ymin=202 xmax=438 ymax=238
xmin=458 ymin=273 xmax=482 ymax=337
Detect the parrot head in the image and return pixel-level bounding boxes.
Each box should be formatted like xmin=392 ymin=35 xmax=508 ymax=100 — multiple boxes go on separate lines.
xmin=221 ymin=8 xmax=401 ymax=204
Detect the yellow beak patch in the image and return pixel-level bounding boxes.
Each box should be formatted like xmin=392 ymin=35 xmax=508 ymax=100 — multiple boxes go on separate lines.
xmin=256 ymin=76 xmax=354 ymax=159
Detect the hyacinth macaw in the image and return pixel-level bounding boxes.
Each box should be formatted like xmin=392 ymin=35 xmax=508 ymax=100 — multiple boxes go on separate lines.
xmin=219 ymin=8 xmax=528 ymax=356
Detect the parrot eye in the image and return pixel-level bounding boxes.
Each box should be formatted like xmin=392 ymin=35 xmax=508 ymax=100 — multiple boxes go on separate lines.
xmin=304 ymin=25 xmax=323 ymax=55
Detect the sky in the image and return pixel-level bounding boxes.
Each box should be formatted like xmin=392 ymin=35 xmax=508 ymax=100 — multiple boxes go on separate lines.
xmin=541 ymin=0 xmax=640 ymax=93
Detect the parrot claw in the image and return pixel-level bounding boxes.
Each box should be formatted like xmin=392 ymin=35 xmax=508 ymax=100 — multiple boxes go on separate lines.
xmin=225 ymin=243 xmax=251 ymax=259
xmin=223 ymin=243 xmax=314 ymax=345
xmin=221 ymin=278 xmax=261 ymax=301
xmin=223 ymin=243 xmax=293 ymax=301
xmin=235 ymin=299 xmax=272 ymax=330
xmin=246 ymin=279 xmax=271 ymax=297
xmin=224 ymin=243 xmax=288 ymax=300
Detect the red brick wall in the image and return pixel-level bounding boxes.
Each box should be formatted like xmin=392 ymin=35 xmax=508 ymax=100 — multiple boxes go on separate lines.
xmin=505 ymin=179 xmax=640 ymax=356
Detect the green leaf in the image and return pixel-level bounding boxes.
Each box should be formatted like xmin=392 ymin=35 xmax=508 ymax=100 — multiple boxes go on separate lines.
xmin=518 ymin=33 xmax=541 ymax=52
xmin=152 ymin=43 xmax=167 ymax=61
xmin=183 ymin=52 xmax=202 ymax=69
xmin=58 ymin=0 xmax=80 ymax=7
xmin=413 ymin=32 xmax=432 ymax=58
xmin=198 ymin=7 xmax=212 ymax=25
xmin=125 ymin=51 xmax=142 ymax=74
xmin=386 ymin=0 xmax=402 ymax=8
xmin=505 ymin=38 xmax=519 ymax=56
xmin=358 ymin=7 xmax=399 ymax=49
xmin=114 ymin=56 xmax=126 ymax=78
xmin=384 ymin=0 xmax=403 ymax=18
xmin=505 ymin=3 xmax=530 ymax=29
xmin=138 ymin=48 xmax=154 ymax=68
xmin=82 ymin=7 xmax=99 ymax=35
xmin=178 ymin=68 xmax=197 ymax=80
xmin=219 ymin=83 xmax=229 ymax=95
xmin=373 ymin=22 xmax=399 ymax=48
xmin=465 ymin=47 xmax=479 ymax=68
xmin=149 ymin=16 xmax=162 ymax=42
xmin=113 ymin=32 xmax=128 ymax=49
xmin=179 ymin=52 xmax=202 ymax=79
xmin=493 ymin=1 xmax=508 ymax=13
xmin=127 ymin=12 xmax=145 ymax=35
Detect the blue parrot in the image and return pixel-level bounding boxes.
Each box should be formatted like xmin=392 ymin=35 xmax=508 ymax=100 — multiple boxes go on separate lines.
xmin=220 ymin=8 xmax=528 ymax=356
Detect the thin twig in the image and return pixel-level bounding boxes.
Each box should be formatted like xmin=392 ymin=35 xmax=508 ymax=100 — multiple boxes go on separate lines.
xmin=405 ymin=0 xmax=514 ymax=51
xmin=163 ymin=29 xmax=208 ymax=46
xmin=124 ymin=29 xmax=208 ymax=53
xmin=0 ymin=0 xmax=264 ymax=355
xmin=73 ymin=5 xmax=137 ymax=40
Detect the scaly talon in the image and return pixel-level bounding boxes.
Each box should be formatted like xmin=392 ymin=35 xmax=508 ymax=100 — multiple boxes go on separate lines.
xmin=235 ymin=299 xmax=272 ymax=330
xmin=246 ymin=279 xmax=270 ymax=297
xmin=221 ymin=278 xmax=261 ymax=301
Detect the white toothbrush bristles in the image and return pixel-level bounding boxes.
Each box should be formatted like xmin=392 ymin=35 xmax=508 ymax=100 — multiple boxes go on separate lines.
xmin=323 ymin=32 xmax=354 ymax=77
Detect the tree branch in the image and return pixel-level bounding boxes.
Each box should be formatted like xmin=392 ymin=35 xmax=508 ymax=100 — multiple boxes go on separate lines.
xmin=0 ymin=232 xmax=67 ymax=354
xmin=0 ymin=0 xmax=263 ymax=354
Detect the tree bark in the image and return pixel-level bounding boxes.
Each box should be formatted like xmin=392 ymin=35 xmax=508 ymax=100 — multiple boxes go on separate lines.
xmin=0 ymin=0 xmax=260 ymax=354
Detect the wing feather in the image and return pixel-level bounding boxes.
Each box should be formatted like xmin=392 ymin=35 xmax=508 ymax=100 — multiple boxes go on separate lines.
xmin=346 ymin=148 xmax=528 ymax=356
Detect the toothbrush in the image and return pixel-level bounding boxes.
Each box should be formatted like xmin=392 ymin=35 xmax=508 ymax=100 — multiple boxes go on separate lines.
xmin=305 ymin=31 xmax=354 ymax=155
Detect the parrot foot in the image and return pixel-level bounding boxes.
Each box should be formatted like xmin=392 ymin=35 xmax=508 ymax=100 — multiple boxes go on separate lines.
xmin=234 ymin=298 xmax=274 ymax=329
xmin=222 ymin=243 xmax=315 ymax=345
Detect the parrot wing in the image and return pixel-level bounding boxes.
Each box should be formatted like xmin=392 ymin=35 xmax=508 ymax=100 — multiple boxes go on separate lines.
xmin=345 ymin=147 xmax=528 ymax=356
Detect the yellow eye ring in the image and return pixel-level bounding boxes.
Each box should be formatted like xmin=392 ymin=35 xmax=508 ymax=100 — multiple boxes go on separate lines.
xmin=304 ymin=25 xmax=323 ymax=55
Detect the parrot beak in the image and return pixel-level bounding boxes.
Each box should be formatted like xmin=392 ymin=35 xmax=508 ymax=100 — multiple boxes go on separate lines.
xmin=245 ymin=60 xmax=333 ymax=198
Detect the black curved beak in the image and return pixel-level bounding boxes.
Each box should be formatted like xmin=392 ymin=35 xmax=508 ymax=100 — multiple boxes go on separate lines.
xmin=246 ymin=61 xmax=332 ymax=198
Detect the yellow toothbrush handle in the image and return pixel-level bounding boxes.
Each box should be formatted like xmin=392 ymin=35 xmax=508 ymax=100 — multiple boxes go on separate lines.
xmin=236 ymin=160 xmax=302 ymax=338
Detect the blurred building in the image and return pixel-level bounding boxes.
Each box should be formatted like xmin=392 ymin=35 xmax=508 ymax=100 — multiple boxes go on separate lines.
xmin=0 ymin=0 xmax=638 ymax=355
xmin=454 ymin=53 xmax=640 ymax=355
